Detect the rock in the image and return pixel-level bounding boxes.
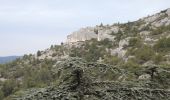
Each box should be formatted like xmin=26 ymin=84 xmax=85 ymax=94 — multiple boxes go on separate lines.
xmin=139 ymin=31 xmax=150 ymax=36
xmin=166 ymin=8 xmax=170 ymax=16
xmin=66 ymin=25 xmax=116 ymax=44
xmin=66 ymin=27 xmax=97 ymax=43
xmin=0 ymin=78 xmax=7 ymax=82
xmin=95 ymin=26 xmax=115 ymax=41
xmin=110 ymin=26 xmax=120 ymax=33
xmin=98 ymin=32 xmax=115 ymax=41
xmin=111 ymin=37 xmax=130 ymax=58
xmin=138 ymin=74 xmax=151 ymax=80
xmin=152 ymin=16 xmax=170 ymax=27
xmin=144 ymin=13 xmax=160 ymax=23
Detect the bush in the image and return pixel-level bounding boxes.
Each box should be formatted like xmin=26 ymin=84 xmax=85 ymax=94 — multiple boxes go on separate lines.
xmin=37 ymin=51 xmax=41 ymax=56
xmin=2 ymin=79 xmax=18 ymax=97
xmin=122 ymin=60 xmax=140 ymax=73
xmin=103 ymin=56 xmax=121 ymax=65
xmin=69 ymin=39 xmax=108 ymax=62
xmin=151 ymin=25 xmax=170 ymax=35
xmin=114 ymin=30 xmax=123 ymax=41
xmin=134 ymin=46 xmax=155 ymax=63
xmin=0 ymin=90 xmax=4 ymax=100
xmin=152 ymin=53 xmax=164 ymax=64
xmin=154 ymin=37 xmax=170 ymax=53
xmin=98 ymin=38 xmax=113 ymax=48
xmin=128 ymin=37 xmax=142 ymax=47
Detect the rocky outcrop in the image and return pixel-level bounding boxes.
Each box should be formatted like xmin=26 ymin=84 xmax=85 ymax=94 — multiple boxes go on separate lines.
xmin=166 ymin=8 xmax=170 ymax=16
xmin=143 ymin=8 xmax=170 ymax=27
xmin=111 ymin=37 xmax=130 ymax=58
xmin=66 ymin=26 xmax=117 ymax=43
xmin=66 ymin=8 xmax=170 ymax=44
xmin=66 ymin=27 xmax=98 ymax=43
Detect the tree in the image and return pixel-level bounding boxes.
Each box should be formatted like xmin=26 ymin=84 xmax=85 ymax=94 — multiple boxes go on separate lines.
xmin=135 ymin=46 xmax=155 ymax=63
xmin=128 ymin=38 xmax=141 ymax=47
xmin=154 ymin=37 xmax=170 ymax=53
xmin=61 ymin=42 xmax=64 ymax=45
xmin=50 ymin=45 xmax=54 ymax=49
xmin=2 ymin=79 xmax=18 ymax=97
xmin=99 ymin=23 xmax=103 ymax=27
xmin=115 ymin=29 xmax=123 ymax=41
xmin=37 ymin=50 xmax=41 ymax=56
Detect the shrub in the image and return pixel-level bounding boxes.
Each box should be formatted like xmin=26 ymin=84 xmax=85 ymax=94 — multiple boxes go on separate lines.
xmin=37 ymin=51 xmax=41 ymax=56
xmin=128 ymin=37 xmax=142 ymax=47
xmin=98 ymin=38 xmax=113 ymax=48
xmin=134 ymin=46 xmax=155 ymax=63
xmin=122 ymin=60 xmax=140 ymax=73
xmin=154 ymin=37 xmax=170 ymax=53
xmin=114 ymin=30 xmax=123 ymax=41
xmin=103 ymin=56 xmax=121 ymax=65
xmin=0 ymin=90 xmax=4 ymax=100
xmin=2 ymin=79 xmax=18 ymax=97
xmin=152 ymin=53 xmax=164 ymax=64
xmin=151 ymin=25 xmax=170 ymax=35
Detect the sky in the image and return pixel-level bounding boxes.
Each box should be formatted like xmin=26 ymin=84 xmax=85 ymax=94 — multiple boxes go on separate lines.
xmin=0 ymin=0 xmax=170 ymax=56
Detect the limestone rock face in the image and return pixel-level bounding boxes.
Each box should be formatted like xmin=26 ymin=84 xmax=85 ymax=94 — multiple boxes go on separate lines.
xmin=66 ymin=26 xmax=116 ymax=43
xmin=111 ymin=37 xmax=130 ymax=58
xmin=66 ymin=27 xmax=98 ymax=43
xmin=166 ymin=8 xmax=170 ymax=16
xmin=143 ymin=9 xmax=170 ymax=27
xmin=96 ymin=27 xmax=115 ymax=41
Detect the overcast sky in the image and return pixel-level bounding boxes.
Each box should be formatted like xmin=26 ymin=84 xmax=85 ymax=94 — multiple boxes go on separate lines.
xmin=0 ymin=0 xmax=170 ymax=56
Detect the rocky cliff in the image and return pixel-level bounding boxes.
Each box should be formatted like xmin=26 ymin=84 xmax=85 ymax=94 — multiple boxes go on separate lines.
xmin=66 ymin=27 xmax=98 ymax=43
xmin=66 ymin=8 xmax=170 ymax=44
xmin=66 ymin=25 xmax=117 ymax=43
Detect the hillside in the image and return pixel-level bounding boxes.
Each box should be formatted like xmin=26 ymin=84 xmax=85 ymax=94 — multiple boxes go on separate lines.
xmin=0 ymin=8 xmax=170 ymax=100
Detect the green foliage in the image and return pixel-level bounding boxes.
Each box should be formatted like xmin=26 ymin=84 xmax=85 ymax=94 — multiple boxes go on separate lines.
xmin=103 ymin=55 xmax=121 ymax=65
xmin=152 ymin=53 xmax=164 ymax=64
xmin=128 ymin=37 xmax=142 ymax=47
xmin=0 ymin=90 xmax=4 ymax=100
xmin=52 ymin=53 xmax=57 ymax=57
xmin=114 ymin=29 xmax=123 ymax=41
xmin=99 ymin=23 xmax=104 ymax=27
xmin=2 ymin=79 xmax=18 ymax=97
xmin=0 ymin=57 xmax=56 ymax=99
xmin=22 ymin=67 xmax=52 ymax=88
xmin=127 ymin=45 xmax=155 ymax=64
xmin=154 ymin=37 xmax=170 ymax=53
xmin=135 ymin=46 xmax=155 ymax=63
xmin=69 ymin=39 xmax=111 ymax=62
xmin=121 ymin=59 xmax=140 ymax=73
xmin=98 ymin=38 xmax=113 ymax=48
xmin=151 ymin=25 xmax=170 ymax=35
xmin=50 ymin=45 xmax=54 ymax=49
xmin=23 ymin=77 xmax=37 ymax=88
xmin=120 ymin=21 xmax=138 ymax=37
xmin=36 ymin=68 xmax=52 ymax=84
xmin=37 ymin=50 xmax=41 ymax=56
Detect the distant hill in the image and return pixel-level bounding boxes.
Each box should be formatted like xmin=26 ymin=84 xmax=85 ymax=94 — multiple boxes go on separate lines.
xmin=0 ymin=56 xmax=20 ymax=64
